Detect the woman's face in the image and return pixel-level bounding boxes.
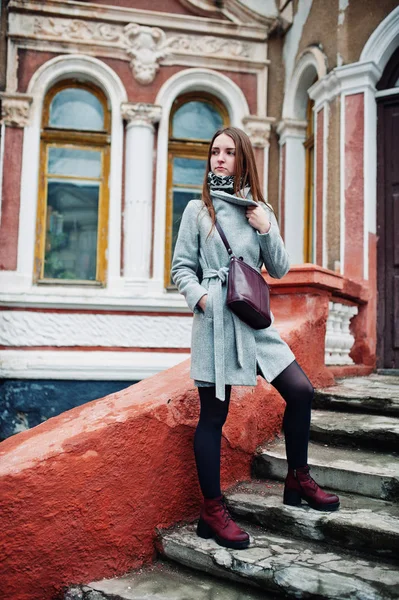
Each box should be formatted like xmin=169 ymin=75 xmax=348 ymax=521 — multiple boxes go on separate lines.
xmin=210 ymin=133 xmax=236 ymax=177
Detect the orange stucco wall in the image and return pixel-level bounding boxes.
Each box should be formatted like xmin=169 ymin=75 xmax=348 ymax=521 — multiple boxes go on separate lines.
xmin=0 ymin=284 xmax=336 ymax=600
xmin=0 ymin=361 xmax=286 ymax=600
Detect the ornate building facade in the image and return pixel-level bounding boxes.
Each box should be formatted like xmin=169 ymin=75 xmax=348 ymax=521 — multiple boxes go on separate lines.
xmin=0 ymin=0 xmax=398 ymax=437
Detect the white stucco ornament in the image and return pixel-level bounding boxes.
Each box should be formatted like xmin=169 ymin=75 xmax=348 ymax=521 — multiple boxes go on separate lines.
xmin=123 ymin=24 xmax=170 ymax=85
xmin=0 ymin=93 xmax=33 ymax=127
xmin=121 ymin=102 xmax=162 ymax=127
xmin=243 ymin=116 xmax=274 ymax=148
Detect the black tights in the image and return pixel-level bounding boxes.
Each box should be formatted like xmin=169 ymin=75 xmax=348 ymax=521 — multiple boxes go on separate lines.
xmin=194 ymin=360 xmax=314 ymax=499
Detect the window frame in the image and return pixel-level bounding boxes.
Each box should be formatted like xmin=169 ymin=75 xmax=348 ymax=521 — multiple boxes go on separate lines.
xmin=165 ymin=92 xmax=228 ymax=288
xmin=34 ymin=80 xmax=111 ymax=286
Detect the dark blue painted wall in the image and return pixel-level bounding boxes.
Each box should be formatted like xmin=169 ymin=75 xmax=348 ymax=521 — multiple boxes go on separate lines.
xmin=0 ymin=379 xmax=137 ymax=441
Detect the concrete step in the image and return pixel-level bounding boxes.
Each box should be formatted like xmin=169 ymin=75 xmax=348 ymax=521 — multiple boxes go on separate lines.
xmin=314 ymin=374 xmax=399 ymax=417
xmin=225 ymin=481 xmax=399 ymax=560
xmin=253 ymin=439 xmax=399 ymax=501
xmin=159 ymin=523 xmax=399 ymax=600
xmin=65 ymin=560 xmax=272 ymax=600
xmin=310 ymin=409 xmax=399 ymax=451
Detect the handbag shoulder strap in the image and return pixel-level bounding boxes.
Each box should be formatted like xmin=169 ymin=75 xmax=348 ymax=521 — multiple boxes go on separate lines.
xmin=215 ymin=221 xmax=234 ymax=256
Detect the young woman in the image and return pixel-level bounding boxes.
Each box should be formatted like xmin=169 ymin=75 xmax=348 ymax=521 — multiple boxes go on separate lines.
xmin=171 ymin=127 xmax=339 ymax=551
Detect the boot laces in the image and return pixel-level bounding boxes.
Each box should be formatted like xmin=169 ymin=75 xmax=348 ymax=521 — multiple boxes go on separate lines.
xmin=219 ymin=497 xmax=233 ymax=528
xmin=296 ymin=467 xmax=318 ymax=491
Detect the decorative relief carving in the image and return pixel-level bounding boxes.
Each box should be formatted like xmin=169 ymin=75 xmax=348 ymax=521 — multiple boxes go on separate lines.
xmin=34 ymin=18 xmax=172 ymax=85
xmin=34 ymin=17 xmax=122 ymax=43
xmin=243 ymin=116 xmax=273 ymax=148
xmin=0 ymin=312 xmax=192 ymax=348
xmin=122 ymin=23 xmax=171 ymax=85
xmin=121 ymin=102 xmax=162 ymax=127
xmin=168 ymin=35 xmax=251 ymax=58
xmin=32 ymin=16 xmax=256 ymax=84
xmin=0 ymin=93 xmax=33 ymax=127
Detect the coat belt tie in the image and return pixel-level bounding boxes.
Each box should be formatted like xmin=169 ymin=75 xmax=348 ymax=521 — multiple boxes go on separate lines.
xmin=202 ymin=267 xmax=243 ymax=401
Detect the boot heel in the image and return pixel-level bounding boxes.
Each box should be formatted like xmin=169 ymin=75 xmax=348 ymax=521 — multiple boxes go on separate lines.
xmin=283 ymin=488 xmax=302 ymax=506
xmin=196 ymin=517 xmax=214 ymax=539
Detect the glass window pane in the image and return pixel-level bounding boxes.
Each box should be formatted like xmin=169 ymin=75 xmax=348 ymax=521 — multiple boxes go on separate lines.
xmin=171 ymin=189 xmax=202 ymax=263
xmin=173 ymin=157 xmax=206 ymax=186
xmin=44 ymin=180 xmax=99 ymax=281
xmin=172 ymin=101 xmax=223 ymax=140
xmin=48 ymin=147 xmax=102 ymax=179
xmin=49 ymin=88 xmax=105 ymax=131
xmin=169 ymin=156 xmax=206 ymax=284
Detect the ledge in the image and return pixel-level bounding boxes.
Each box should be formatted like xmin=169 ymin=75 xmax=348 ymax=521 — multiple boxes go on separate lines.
xmin=0 ymin=265 xmax=369 ymax=311
xmin=265 ymin=264 xmax=369 ymax=304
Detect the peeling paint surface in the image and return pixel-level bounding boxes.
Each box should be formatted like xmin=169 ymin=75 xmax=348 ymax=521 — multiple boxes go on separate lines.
xmin=338 ymin=0 xmax=349 ymax=26
xmin=283 ymin=0 xmax=313 ymax=97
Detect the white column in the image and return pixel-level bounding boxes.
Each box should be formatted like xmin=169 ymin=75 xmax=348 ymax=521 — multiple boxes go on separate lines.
xmin=121 ymin=102 xmax=161 ymax=293
xmin=243 ymin=115 xmax=274 ymax=200
xmin=277 ymin=118 xmax=307 ymax=264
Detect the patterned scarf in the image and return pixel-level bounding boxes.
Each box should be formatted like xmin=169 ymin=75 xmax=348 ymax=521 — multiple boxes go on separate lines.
xmin=207 ymin=171 xmax=236 ymax=194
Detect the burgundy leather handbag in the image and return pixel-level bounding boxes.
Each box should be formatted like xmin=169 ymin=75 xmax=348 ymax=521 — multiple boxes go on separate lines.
xmin=215 ymin=221 xmax=271 ymax=330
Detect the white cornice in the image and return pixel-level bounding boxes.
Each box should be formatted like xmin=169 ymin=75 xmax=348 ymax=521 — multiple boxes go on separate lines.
xmin=0 ymin=349 xmax=189 ymax=380
xmin=8 ymin=0 xmax=268 ymax=39
xmin=8 ymin=9 xmax=268 ymax=83
xmin=309 ymin=61 xmax=382 ymax=106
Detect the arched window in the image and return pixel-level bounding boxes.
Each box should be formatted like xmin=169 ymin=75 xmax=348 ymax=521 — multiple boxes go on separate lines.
xmin=303 ymin=97 xmax=315 ymax=263
xmin=164 ymin=92 xmax=228 ymax=287
xmin=34 ymin=81 xmax=110 ymax=284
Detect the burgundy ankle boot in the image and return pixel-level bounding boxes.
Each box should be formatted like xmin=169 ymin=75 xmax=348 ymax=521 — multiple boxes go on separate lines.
xmin=283 ymin=466 xmax=340 ymax=511
xmin=196 ymin=496 xmax=250 ymax=549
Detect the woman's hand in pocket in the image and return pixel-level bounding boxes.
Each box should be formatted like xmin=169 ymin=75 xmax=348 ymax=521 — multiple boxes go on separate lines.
xmin=197 ymin=294 xmax=208 ymax=313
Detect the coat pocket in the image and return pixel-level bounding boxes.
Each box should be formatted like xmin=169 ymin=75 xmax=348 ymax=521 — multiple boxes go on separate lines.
xmin=203 ymin=284 xmax=214 ymax=319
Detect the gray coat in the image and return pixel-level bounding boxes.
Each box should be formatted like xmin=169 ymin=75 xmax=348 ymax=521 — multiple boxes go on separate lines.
xmin=171 ymin=189 xmax=295 ymax=400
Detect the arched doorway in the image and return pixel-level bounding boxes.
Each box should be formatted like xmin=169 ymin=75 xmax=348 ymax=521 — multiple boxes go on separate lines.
xmin=376 ymin=45 xmax=399 ymax=369
xmin=278 ymin=47 xmax=327 ymax=265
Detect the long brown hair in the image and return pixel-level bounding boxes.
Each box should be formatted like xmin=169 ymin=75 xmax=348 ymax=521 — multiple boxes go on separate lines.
xmin=202 ymin=127 xmax=266 ymax=227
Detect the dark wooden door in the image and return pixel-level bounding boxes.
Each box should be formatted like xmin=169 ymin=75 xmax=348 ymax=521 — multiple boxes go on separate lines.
xmin=377 ymin=94 xmax=399 ymax=368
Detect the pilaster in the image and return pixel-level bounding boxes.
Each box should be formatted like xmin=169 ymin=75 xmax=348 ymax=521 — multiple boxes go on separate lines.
xmin=277 ymin=118 xmax=307 ymax=264
xmin=121 ymin=102 xmax=162 ymax=290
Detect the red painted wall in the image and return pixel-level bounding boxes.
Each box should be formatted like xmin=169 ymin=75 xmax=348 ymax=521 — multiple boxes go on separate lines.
xmin=17 ymin=50 xmax=258 ymax=115
xmin=0 ymin=127 xmax=23 ymax=270
xmin=344 ymin=93 xmax=364 ymax=280
xmin=0 ymin=361 xmax=285 ymax=600
xmin=0 ymin=289 xmax=335 ymax=600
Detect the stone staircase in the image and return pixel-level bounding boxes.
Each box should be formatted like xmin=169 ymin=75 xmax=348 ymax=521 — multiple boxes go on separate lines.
xmin=67 ymin=375 xmax=399 ymax=600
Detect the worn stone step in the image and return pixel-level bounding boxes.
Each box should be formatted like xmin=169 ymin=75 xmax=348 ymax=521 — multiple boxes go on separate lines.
xmin=225 ymin=481 xmax=399 ymax=560
xmin=314 ymin=374 xmax=399 ymax=417
xmin=310 ymin=409 xmax=399 ymax=451
xmin=65 ymin=560 xmax=272 ymax=600
xmin=159 ymin=523 xmax=399 ymax=600
xmin=253 ymin=439 xmax=399 ymax=501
